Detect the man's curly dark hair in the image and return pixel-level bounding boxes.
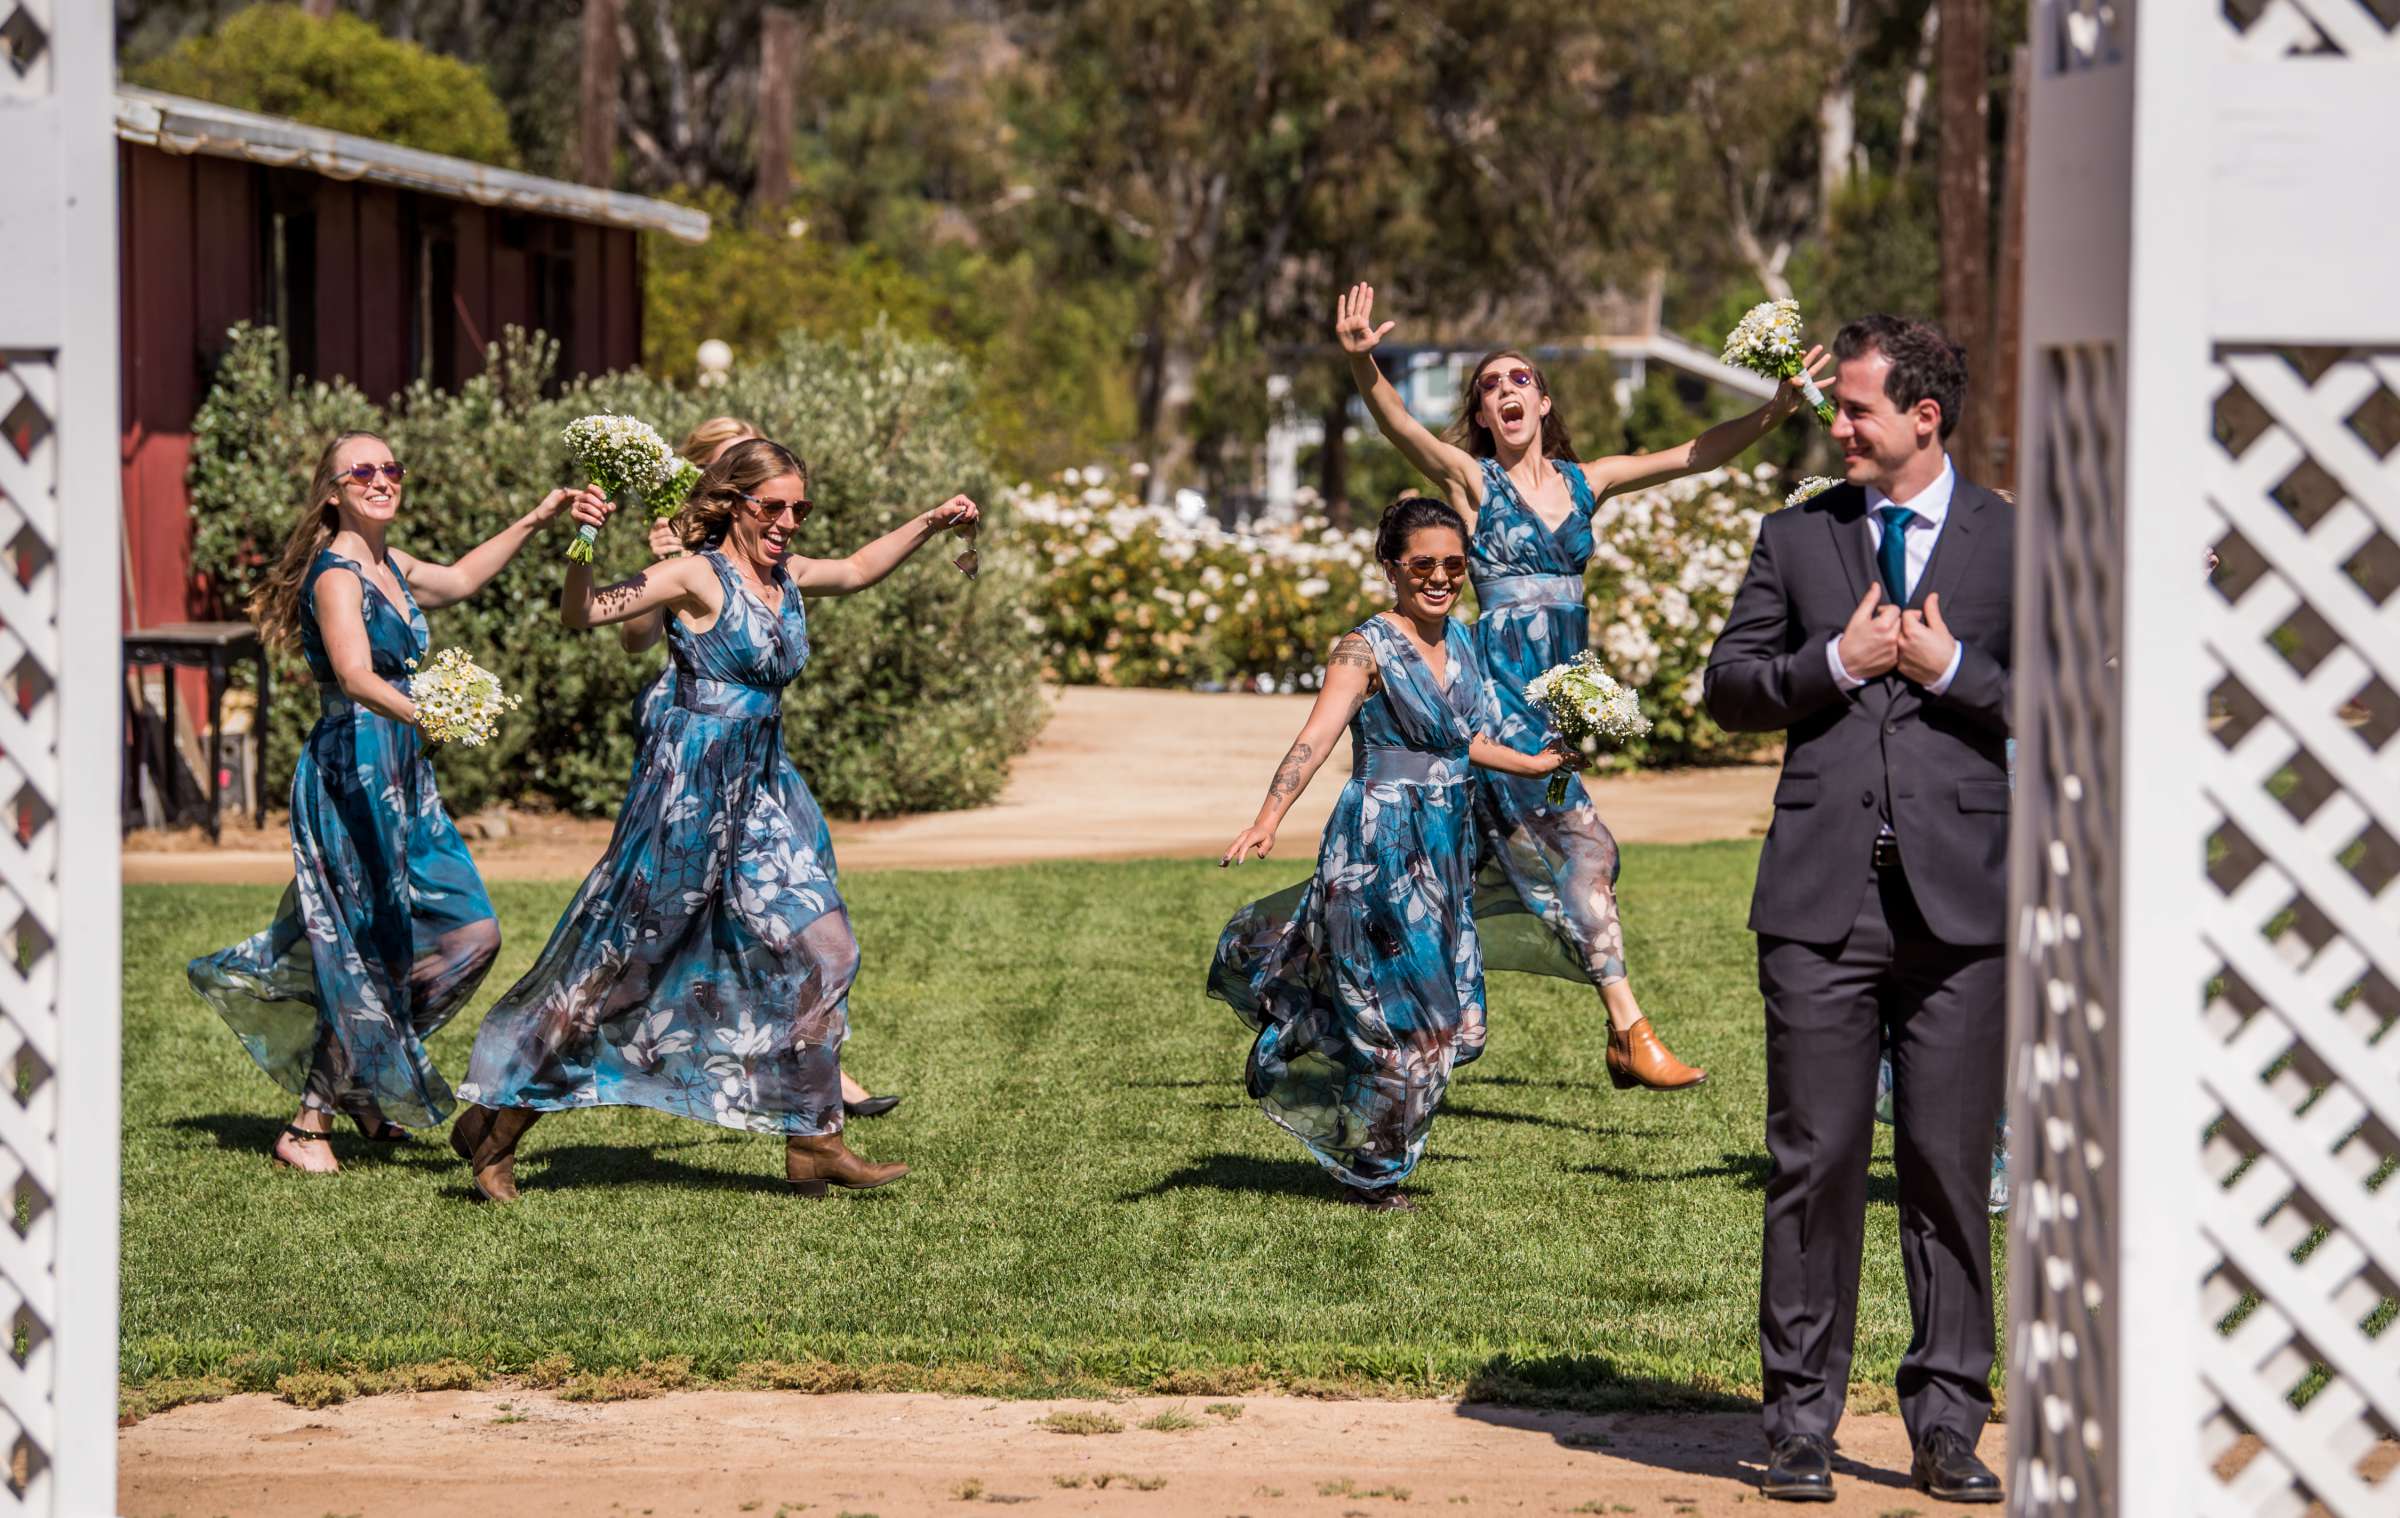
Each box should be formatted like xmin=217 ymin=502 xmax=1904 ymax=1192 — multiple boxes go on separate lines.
xmin=1834 ymin=315 xmax=1968 ymax=440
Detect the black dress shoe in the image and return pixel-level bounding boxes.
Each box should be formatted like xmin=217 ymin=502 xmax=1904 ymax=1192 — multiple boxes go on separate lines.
xmin=844 ymin=1094 xmax=902 ymax=1119
xmin=1760 ymin=1433 xmax=1835 ymax=1502
xmin=1912 ymin=1427 xmax=2002 ymax=1503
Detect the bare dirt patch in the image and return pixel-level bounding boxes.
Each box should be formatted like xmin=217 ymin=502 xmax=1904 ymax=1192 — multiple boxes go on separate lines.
xmin=123 ymin=687 xmax=1776 ymax=885
xmin=122 ymin=1390 xmax=1998 ymax=1517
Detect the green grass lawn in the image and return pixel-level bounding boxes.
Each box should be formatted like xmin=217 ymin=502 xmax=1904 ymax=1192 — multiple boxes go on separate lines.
xmin=121 ymin=843 xmax=2002 ymax=1410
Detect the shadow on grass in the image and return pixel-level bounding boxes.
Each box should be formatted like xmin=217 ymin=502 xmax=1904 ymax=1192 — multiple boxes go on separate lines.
xmin=1122 ymin=1152 xmax=1337 ymax=1203
xmin=1574 ymin=1151 xmax=1901 ymax=1207
xmin=168 ymin=1113 xmax=452 ymax=1171
xmin=523 ymin=1139 xmax=829 ymax=1197
xmin=1455 ymin=1363 xmax=1917 ymax=1494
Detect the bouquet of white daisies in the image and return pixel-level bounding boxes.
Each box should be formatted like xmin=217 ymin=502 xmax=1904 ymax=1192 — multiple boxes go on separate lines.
xmin=408 ymin=648 xmax=518 ymax=746
xmin=560 ymin=412 xmax=692 ymax=562
xmin=1784 ymin=475 xmax=1842 ymax=508
xmin=1722 ymin=299 xmax=1835 ymax=426
xmin=1523 ymin=650 xmax=1653 ymax=805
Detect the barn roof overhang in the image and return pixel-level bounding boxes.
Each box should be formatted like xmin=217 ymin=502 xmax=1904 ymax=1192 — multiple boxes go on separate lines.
xmin=114 ymin=86 xmax=711 ymax=244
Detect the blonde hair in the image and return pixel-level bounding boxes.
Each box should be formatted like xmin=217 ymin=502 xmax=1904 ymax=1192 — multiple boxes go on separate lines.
xmin=251 ymin=430 xmax=387 ymax=651
xmin=672 ymin=437 xmax=809 ymax=550
xmin=677 ymin=415 xmax=761 ymax=468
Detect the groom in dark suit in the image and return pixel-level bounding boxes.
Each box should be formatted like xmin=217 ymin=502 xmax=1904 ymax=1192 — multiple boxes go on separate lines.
xmin=1704 ymin=315 xmax=2010 ymax=1504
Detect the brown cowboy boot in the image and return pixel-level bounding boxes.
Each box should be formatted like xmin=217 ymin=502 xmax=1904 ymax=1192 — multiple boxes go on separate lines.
xmin=1607 ymin=1017 xmax=1709 ymax=1091
xmin=785 ymin=1131 xmax=909 ymax=1196
xmin=469 ymin=1109 xmax=542 ymax=1202
xmin=449 ymin=1103 xmax=494 ymax=1164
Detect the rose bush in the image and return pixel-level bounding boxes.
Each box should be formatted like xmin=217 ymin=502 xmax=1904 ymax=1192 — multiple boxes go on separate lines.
xmin=1005 ymin=464 xmax=1783 ymax=766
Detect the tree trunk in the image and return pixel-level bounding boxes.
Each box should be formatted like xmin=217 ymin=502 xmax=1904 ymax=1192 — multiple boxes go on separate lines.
xmin=1898 ymin=3 xmax=1939 ymax=179
xmin=579 ymin=0 xmax=621 ymax=190
xmin=1987 ymin=45 xmax=2030 ymax=496
xmin=1319 ymin=387 xmax=1351 ymax=529
xmin=302 ymin=0 xmax=338 ymax=15
xmin=1936 ymin=0 xmax=1990 ymax=479
xmin=755 ymin=7 xmax=802 ymax=210
xmin=1817 ymin=0 xmax=1858 ymax=229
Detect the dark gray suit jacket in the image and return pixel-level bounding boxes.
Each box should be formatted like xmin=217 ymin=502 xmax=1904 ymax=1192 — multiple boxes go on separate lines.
xmin=1702 ymin=476 xmax=2013 ymax=946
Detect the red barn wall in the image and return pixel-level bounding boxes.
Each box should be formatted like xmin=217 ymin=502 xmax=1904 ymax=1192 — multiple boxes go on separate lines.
xmin=117 ymin=139 xmax=652 ymax=634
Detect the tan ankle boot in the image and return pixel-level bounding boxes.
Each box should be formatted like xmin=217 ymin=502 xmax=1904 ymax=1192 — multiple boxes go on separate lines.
xmin=449 ymin=1103 xmax=494 ymax=1164
xmin=1607 ymin=1017 xmax=1708 ymax=1091
xmin=470 ymin=1109 xmax=541 ymax=1202
xmin=785 ymin=1131 xmax=909 ymax=1196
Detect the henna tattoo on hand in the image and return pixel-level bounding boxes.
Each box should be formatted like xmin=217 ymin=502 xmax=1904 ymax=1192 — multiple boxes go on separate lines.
xmin=1267 ymin=740 xmax=1314 ymax=801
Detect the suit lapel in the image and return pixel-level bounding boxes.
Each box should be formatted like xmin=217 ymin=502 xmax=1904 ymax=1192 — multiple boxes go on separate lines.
xmin=1911 ymin=482 xmax=1988 ymax=613
xmin=1821 ymin=487 xmax=1871 ymax=604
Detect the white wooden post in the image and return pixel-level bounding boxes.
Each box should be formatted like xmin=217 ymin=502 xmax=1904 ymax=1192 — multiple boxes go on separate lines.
xmin=2012 ymin=3 xmax=2400 ymax=1515
xmin=0 ymin=2 xmax=125 ymax=1513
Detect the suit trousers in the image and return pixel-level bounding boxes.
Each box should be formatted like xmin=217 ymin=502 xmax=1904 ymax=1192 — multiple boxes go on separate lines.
xmin=1756 ymin=859 xmax=2004 ymax=1448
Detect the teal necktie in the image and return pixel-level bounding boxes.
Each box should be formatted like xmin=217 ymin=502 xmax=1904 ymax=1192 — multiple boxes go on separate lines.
xmin=1876 ymin=505 xmax=1916 ymax=606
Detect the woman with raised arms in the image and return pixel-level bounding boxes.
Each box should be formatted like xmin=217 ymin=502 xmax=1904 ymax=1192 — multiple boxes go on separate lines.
xmin=450 ymin=438 xmax=977 ymax=1200
xmin=1336 ymin=283 xmax=1827 ymax=1093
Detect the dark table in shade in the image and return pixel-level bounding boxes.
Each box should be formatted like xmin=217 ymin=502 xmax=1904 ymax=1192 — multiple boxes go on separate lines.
xmin=122 ymin=622 xmax=270 ymax=842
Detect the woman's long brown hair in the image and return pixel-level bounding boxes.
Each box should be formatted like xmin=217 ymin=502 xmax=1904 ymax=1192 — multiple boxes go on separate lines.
xmin=670 ymin=436 xmax=809 ymax=551
xmin=250 ymin=431 xmax=386 ymax=651
xmin=1442 ymin=349 xmax=1578 ymax=461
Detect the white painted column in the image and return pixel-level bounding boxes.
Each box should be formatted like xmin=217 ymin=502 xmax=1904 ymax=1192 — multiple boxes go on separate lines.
xmin=2011 ymin=3 xmax=2400 ymax=1515
xmin=0 ymin=3 xmax=125 ymax=1513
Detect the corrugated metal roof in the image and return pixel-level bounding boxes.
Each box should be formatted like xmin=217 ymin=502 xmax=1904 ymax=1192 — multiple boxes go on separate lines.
xmin=113 ymin=86 xmax=711 ymax=243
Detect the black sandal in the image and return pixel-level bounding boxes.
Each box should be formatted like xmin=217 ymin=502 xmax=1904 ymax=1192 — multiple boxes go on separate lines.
xmin=272 ymin=1125 xmax=335 ymax=1170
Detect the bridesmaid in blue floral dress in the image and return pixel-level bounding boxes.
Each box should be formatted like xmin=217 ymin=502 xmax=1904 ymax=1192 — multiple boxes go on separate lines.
xmin=188 ymin=432 xmax=577 ymax=1173
xmin=609 ymin=417 xmax=906 ymax=1124
xmin=450 ymin=439 xmax=979 ymax=1201
xmin=1211 ymin=498 xmax=1574 ymax=1210
xmin=1335 ymin=283 xmax=1826 ymax=1092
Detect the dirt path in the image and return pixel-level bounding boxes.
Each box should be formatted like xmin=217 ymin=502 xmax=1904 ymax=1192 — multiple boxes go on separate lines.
xmin=123 ymin=688 xmax=1776 ymax=884
xmin=122 ymin=1391 xmax=1995 ymax=1517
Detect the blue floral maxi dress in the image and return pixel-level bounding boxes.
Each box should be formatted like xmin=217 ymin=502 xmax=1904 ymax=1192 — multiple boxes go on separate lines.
xmin=1466 ymin=456 xmax=1622 ymax=987
xmin=188 ymin=551 xmax=501 ymax=1129
xmin=458 ymin=550 xmax=853 ymax=1134
xmin=1207 ymin=615 xmax=1499 ymax=1191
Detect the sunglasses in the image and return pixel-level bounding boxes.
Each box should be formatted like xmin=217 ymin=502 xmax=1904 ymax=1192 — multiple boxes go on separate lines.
xmin=1477 ymin=368 xmax=1537 ymax=394
xmin=341 ymin=463 xmax=406 ymax=485
xmin=1394 ymin=554 xmax=1468 ymax=581
xmin=736 ymin=491 xmax=813 ymax=523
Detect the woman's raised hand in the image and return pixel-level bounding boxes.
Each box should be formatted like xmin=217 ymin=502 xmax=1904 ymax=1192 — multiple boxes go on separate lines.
xmin=1336 ymin=283 xmax=1397 ymax=356
xmin=1221 ymin=823 xmax=1278 ymax=868
xmin=926 ymin=495 xmax=980 ymax=532
xmin=647 ymin=518 xmax=684 ymax=559
xmin=1768 ymin=345 xmax=1833 ymax=419
xmin=567 ymin=487 xmax=615 ymax=535
xmin=528 ymin=487 xmax=578 ymax=527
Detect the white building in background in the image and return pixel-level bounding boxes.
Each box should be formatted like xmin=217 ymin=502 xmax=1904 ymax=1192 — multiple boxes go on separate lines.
xmin=1258 ymin=274 xmax=1777 ymax=522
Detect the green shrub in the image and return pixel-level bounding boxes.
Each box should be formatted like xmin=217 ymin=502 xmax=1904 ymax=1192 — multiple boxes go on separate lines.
xmin=126 ymin=5 xmax=519 ymax=167
xmin=185 ymin=322 xmax=1047 ymax=820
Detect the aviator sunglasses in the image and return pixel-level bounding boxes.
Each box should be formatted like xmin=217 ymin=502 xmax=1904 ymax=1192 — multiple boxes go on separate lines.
xmin=736 ymin=490 xmax=814 ymax=523
xmin=1394 ymin=554 xmax=1468 ymax=581
xmin=1476 ymin=367 xmax=1538 ymax=394
xmin=341 ymin=462 xmax=407 ymax=485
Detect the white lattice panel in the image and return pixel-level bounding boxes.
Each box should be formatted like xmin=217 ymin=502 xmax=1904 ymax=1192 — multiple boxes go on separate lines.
xmin=0 ymin=1 xmax=122 ymax=1514
xmin=2198 ymin=346 xmax=2400 ymax=1518
xmin=2010 ymin=344 xmax=2124 ymax=1515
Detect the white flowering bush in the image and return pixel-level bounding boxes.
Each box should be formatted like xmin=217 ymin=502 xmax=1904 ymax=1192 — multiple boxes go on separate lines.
xmin=1009 ymin=462 xmax=1787 ymax=766
xmin=1585 ymin=463 xmax=1782 ymax=764
xmin=1007 ymin=470 xmax=1381 ymax=691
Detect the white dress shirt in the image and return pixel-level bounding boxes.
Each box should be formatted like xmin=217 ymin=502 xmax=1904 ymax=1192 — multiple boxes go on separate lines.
xmin=1827 ymin=456 xmax=1967 ymax=694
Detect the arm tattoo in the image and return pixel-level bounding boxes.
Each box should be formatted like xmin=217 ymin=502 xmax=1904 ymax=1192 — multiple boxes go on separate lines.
xmin=1327 ymin=634 xmax=1375 ymax=673
xmin=1267 ymin=741 xmax=1314 ymax=801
